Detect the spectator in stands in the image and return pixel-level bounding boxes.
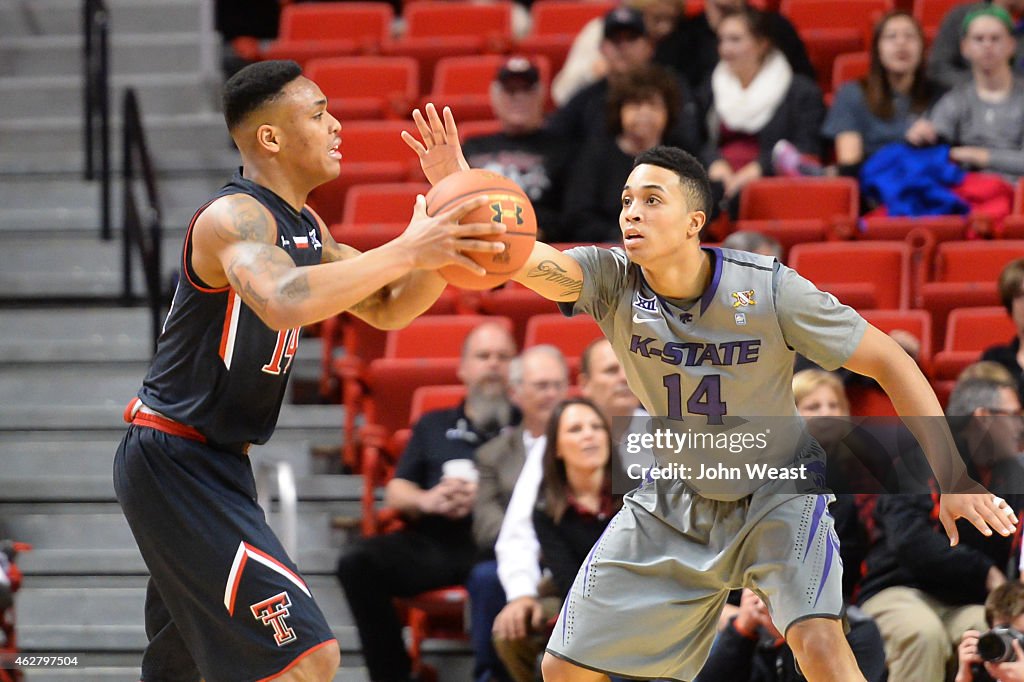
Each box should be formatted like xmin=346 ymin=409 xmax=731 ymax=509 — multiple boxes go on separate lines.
xmin=857 ymin=371 xmax=1023 ymax=682
xmin=927 ymin=0 xmax=1024 ymax=93
xmin=693 ymin=588 xmax=887 ymax=682
xmin=981 ymin=258 xmax=1024 ymax=401
xmin=560 ymin=64 xmax=682 ymax=243
xmin=552 ymin=0 xmax=686 ymax=106
xmin=469 ymin=345 xmax=569 ymax=682
xmin=657 ymin=0 xmax=815 ymax=90
xmin=336 ymin=322 xmax=518 ymax=682
xmin=721 ymin=230 xmax=783 ymax=260
xmin=492 ymin=339 xmax=643 ymax=666
xmin=700 ymin=6 xmax=825 ymax=217
xmin=492 ymin=398 xmax=622 ymax=682
xmin=816 ymin=12 xmax=938 ymax=180
xmin=462 ymin=57 xmax=573 ymax=243
xmin=546 ymin=7 xmax=701 ymax=157
xmin=957 ymin=581 xmax=1024 ymax=682
xmin=906 ymin=6 xmax=1024 ymax=183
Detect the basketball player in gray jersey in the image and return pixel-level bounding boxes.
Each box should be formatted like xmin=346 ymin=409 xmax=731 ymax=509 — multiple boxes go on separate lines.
xmin=403 ymin=116 xmax=1019 ymax=682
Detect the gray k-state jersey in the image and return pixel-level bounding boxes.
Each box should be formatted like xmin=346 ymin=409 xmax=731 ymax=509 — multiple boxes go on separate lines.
xmin=558 ymin=245 xmax=867 ymax=500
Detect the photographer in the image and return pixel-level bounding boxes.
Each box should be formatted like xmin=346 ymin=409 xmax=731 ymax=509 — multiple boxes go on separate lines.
xmin=958 ymin=582 xmax=1024 ymax=682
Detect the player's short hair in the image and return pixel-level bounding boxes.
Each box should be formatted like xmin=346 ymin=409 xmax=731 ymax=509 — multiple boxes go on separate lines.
xmin=986 ymin=581 xmax=1024 ymax=627
xmin=998 ymin=258 xmax=1024 ymax=313
xmin=223 ymin=60 xmax=302 ymax=131
xmin=633 ymin=145 xmax=713 ymax=216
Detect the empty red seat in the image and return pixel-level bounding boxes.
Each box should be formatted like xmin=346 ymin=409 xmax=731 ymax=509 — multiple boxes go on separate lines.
xmin=384 ymin=2 xmax=515 ymax=92
xmin=342 ymin=182 xmax=430 ymax=226
xmin=263 ymin=2 xmax=394 ymax=65
xmin=861 ymin=308 xmax=933 ymax=370
xmin=478 ymin=280 xmax=562 ymax=352
xmin=735 ymin=177 xmax=858 ymax=258
xmin=859 ymin=215 xmax=967 ymax=243
xmin=913 ymin=0 xmax=970 ymax=43
xmin=831 ymin=51 xmax=870 ymax=95
xmin=932 ymin=307 xmax=1015 ymax=379
xmin=789 ymin=241 xmax=912 ymax=309
xmin=523 ymin=313 xmax=603 ymax=376
xmin=305 ymin=56 xmax=419 ymax=121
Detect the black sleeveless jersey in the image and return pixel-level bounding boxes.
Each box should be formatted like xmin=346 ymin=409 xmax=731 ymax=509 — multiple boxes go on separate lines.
xmin=137 ymin=170 xmax=324 ymax=448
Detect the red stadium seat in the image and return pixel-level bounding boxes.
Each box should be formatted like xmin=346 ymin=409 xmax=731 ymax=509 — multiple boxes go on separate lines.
xmin=384 ymin=315 xmax=513 ymax=358
xmin=516 ymin=0 xmax=615 ymax=74
xmin=913 ymin=0 xmax=972 ymax=43
xmin=523 ymin=313 xmax=603 ymax=376
xmin=426 ymin=55 xmax=551 ymax=122
xmin=780 ymin=0 xmax=893 ymax=92
xmin=861 ymin=308 xmax=933 ymax=371
xmin=384 ymin=2 xmax=515 ymax=93
xmin=341 ymin=182 xmax=430 ymax=226
xmin=458 ymin=118 xmax=504 ymax=142
xmin=789 ymin=242 xmax=913 ymax=310
xmin=305 ymin=57 xmax=419 ymax=121
xmin=858 ymin=215 xmax=967 ymax=243
xmin=308 ymin=120 xmax=421 ymax=225
xmin=932 ymin=307 xmax=1015 ymax=379
xmin=735 ymin=177 xmax=859 ymax=259
xmin=263 ymin=2 xmax=394 ymax=65
xmin=478 ymin=280 xmax=562 ymax=352
xmin=831 ymin=51 xmax=870 ymax=94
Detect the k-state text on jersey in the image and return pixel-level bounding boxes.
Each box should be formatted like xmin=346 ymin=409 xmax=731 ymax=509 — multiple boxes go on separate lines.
xmin=628 ymin=335 xmax=761 ymax=366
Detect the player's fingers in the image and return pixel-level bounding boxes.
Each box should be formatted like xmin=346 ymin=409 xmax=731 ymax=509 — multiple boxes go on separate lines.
xmin=439 ymin=195 xmax=490 ymax=221
xmin=939 ymin=507 xmax=960 ymax=547
xmin=424 ymin=103 xmax=446 ymax=143
xmin=447 ymin=254 xmax=488 ymax=276
xmin=401 ymin=130 xmax=426 ymax=156
xmin=454 ymin=238 xmax=505 ymax=253
xmin=411 ymin=194 xmax=427 ymax=218
xmin=531 ymin=604 xmax=545 ymax=630
xmin=442 ymin=106 xmax=461 ymax=143
xmin=446 ymin=221 xmax=506 ymax=238
xmin=979 ymin=501 xmax=1016 ymax=536
xmin=411 ymin=108 xmax=434 ymax=147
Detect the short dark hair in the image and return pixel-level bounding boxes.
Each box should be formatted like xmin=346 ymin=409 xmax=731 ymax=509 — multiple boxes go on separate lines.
xmin=222 ymin=60 xmax=302 ymax=131
xmin=633 ymin=145 xmax=713 ymax=215
xmin=606 ymin=64 xmax=681 ymax=137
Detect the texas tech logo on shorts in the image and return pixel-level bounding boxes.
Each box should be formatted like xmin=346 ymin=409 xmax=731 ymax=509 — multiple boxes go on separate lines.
xmin=250 ymin=591 xmax=298 ymax=646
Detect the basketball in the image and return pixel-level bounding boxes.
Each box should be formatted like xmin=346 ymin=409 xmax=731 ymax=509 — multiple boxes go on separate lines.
xmin=425 ymin=169 xmax=537 ymax=290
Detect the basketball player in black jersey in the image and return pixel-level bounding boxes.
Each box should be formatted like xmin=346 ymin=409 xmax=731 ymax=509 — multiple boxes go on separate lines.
xmin=113 ymin=60 xmax=505 ymax=682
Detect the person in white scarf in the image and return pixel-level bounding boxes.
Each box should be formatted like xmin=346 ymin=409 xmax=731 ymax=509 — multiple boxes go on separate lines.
xmin=701 ymin=6 xmax=825 ymax=212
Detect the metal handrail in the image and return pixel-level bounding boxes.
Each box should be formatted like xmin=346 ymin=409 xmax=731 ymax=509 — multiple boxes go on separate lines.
xmin=83 ymin=0 xmax=111 ymax=239
xmin=121 ymin=88 xmax=165 ymax=354
xmin=255 ymin=461 xmax=299 ymax=558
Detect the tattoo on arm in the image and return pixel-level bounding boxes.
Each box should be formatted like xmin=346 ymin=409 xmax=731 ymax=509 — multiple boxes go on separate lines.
xmin=225 ymin=244 xmax=296 ymax=313
xmin=526 ymin=260 xmax=583 ymax=298
xmin=213 ymin=197 xmax=275 ymax=243
xmin=280 ymin=274 xmax=311 ymax=302
xmin=244 ymin=282 xmax=269 ymax=314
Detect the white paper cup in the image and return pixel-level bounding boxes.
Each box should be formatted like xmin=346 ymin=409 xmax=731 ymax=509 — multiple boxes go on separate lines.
xmin=442 ymin=458 xmax=479 ymax=484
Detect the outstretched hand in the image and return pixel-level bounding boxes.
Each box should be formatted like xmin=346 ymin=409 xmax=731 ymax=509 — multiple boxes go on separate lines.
xmin=402 ymin=103 xmax=470 ymax=185
xmin=394 ymin=194 xmax=504 ymax=275
xmin=940 ymin=490 xmax=1017 ymax=547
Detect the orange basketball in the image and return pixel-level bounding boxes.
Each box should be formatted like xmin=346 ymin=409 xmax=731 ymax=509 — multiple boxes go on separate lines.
xmin=425 ymin=169 xmax=537 ymax=290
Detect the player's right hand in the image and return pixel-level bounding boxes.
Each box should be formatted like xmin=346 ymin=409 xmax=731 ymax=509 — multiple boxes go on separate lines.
xmin=940 ymin=492 xmax=1017 ymax=547
xmin=493 ymin=596 xmax=545 ymax=641
xmin=395 ymin=195 xmax=505 ymax=275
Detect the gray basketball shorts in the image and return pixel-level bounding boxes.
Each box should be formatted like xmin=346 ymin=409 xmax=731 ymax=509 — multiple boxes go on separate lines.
xmin=545 ymin=478 xmax=843 ymax=681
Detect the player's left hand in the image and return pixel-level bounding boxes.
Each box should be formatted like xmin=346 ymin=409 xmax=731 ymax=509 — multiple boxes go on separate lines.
xmin=985 ymin=640 xmax=1024 ymax=681
xmin=402 ymin=103 xmax=469 ymax=185
xmin=940 ymin=492 xmax=1017 ymax=547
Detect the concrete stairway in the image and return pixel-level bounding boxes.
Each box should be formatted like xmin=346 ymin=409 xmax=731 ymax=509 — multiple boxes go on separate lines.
xmin=0 ymin=1 xmax=474 ymax=679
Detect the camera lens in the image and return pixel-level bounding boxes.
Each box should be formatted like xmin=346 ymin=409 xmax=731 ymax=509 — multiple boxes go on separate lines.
xmin=979 ymin=630 xmax=1015 ymax=663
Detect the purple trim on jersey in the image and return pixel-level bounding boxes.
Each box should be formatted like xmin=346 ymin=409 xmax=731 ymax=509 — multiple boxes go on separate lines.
xmin=813 ymin=530 xmax=837 ymax=608
xmin=803 ymin=495 xmax=826 ymax=563
xmin=699 ymin=247 xmax=723 ymax=316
